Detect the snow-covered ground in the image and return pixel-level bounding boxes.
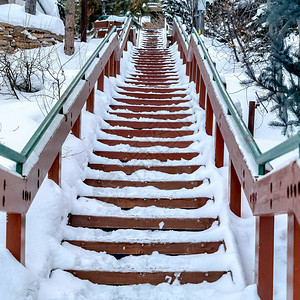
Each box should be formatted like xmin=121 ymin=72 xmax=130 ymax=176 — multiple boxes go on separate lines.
xmin=0 ymin=4 xmax=64 ymax=35
xmin=0 ymin=22 xmax=291 ymax=299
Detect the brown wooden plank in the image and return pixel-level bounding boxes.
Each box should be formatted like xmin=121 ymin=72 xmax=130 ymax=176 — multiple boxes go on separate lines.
xmin=113 ymin=99 xmax=189 ymax=106
xmin=68 ymin=215 xmax=217 ymax=231
xmin=110 ymin=105 xmax=189 ymax=112
xmin=97 ymin=139 xmax=193 ymax=148
xmin=105 ymin=120 xmax=192 ymax=129
xmin=88 ymin=163 xmax=201 ymax=174
xmin=110 ymin=112 xmax=192 ymax=120
xmin=116 ymin=92 xmax=187 ymax=99
xmin=79 ymin=196 xmax=210 ymax=209
xmin=65 ymin=241 xmax=223 ymax=255
xmin=65 ymin=270 xmax=227 ymax=285
xmin=92 ymin=151 xmax=198 ymax=161
xmin=102 ymin=129 xmax=193 ymax=137
xmin=119 ymin=86 xmax=185 ymax=93
xmin=124 ymin=81 xmax=179 ymax=86
xmin=84 ymin=179 xmax=204 ymax=190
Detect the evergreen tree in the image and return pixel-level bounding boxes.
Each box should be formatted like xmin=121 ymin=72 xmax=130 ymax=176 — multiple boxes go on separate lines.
xmin=162 ymin=0 xmax=192 ymax=31
xmin=244 ymin=0 xmax=300 ymax=135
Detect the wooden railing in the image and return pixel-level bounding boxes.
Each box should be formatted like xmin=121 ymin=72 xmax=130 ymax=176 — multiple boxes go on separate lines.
xmin=0 ymin=16 xmax=135 ymax=265
xmin=172 ymin=18 xmax=300 ymax=300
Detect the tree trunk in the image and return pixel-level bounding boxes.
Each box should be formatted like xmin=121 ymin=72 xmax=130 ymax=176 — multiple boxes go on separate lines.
xmin=81 ymin=0 xmax=87 ymax=42
xmin=64 ymin=0 xmax=75 ymax=56
xmin=25 ymin=0 xmax=37 ymax=15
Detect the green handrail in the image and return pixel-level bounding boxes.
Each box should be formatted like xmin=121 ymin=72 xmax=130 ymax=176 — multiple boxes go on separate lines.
xmin=174 ymin=18 xmax=189 ymax=44
xmin=0 ymin=15 xmax=132 ymax=174
xmin=0 ymin=144 xmax=26 ymax=164
xmin=190 ymin=26 xmax=262 ymax=160
xmin=175 ymin=17 xmax=300 ymax=170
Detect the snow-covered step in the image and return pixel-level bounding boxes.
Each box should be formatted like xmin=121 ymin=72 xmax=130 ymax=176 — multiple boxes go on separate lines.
xmin=68 ymin=215 xmax=218 ymax=231
xmin=97 ymin=139 xmax=194 ymax=148
xmin=54 ymin=28 xmax=241 ymax=290
xmin=109 ymin=112 xmax=192 ymax=120
xmin=76 ymin=196 xmax=210 ymax=209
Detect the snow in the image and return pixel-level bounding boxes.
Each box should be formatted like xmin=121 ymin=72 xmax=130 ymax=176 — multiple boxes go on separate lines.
xmin=0 ymin=4 xmax=64 ymax=36
xmin=0 ymin=24 xmax=291 ymax=300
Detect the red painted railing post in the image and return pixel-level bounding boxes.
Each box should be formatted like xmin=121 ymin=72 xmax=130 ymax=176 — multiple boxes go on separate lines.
xmin=72 ymin=114 xmax=81 ymax=139
xmin=48 ymin=151 xmax=61 ymax=186
xmin=196 ymin=67 xmax=200 ymax=93
xmin=97 ymin=72 xmax=104 ymax=92
xmin=229 ymin=160 xmax=241 ymax=216
xmin=186 ymin=61 xmax=190 ymax=77
xmin=256 ymin=216 xmax=274 ymax=300
xmin=104 ymin=61 xmax=109 ymax=77
xmin=205 ymin=94 xmax=213 ymax=136
xmin=287 ymin=213 xmax=300 ymax=300
xmin=199 ymin=77 xmax=206 ymax=109
xmin=215 ymin=122 xmax=224 ymax=168
xmin=110 ymin=54 xmax=114 ymax=77
xmin=189 ymin=60 xmax=193 ymax=81
xmin=191 ymin=56 xmax=196 ymax=83
xmin=86 ymin=88 xmax=95 ymax=113
xmin=6 ymin=213 xmax=26 ymax=265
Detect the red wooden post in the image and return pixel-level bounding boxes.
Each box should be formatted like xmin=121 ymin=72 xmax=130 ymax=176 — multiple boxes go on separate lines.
xmin=193 ymin=57 xmax=197 ymax=83
xmin=124 ymin=42 xmax=127 ymax=51
xmin=6 ymin=213 xmax=26 ymax=264
xmin=248 ymin=101 xmax=256 ymax=136
xmin=186 ymin=61 xmax=190 ymax=77
xmin=104 ymin=62 xmax=109 ymax=77
xmin=256 ymin=215 xmax=274 ymax=300
xmin=97 ymin=72 xmax=104 ymax=92
xmin=205 ymin=94 xmax=213 ymax=136
xmin=179 ymin=44 xmax=183 ymax=59
xmin=199 ymin=77 xmax=206 ymax=109
xmin=72 ymin=114 xmax=81 ymax=138
xmin=287 ymin=213 xmax=300 ymax=300
xmin=48 ymin=151 xmax=61 ymax=186
xmin=215 ymin=122 xmax=224 ymax=168
xmin=196 ymin=67 xmax=200 ymax=93
xmin=86 ymin=88 xmax=95 ymax=113
xmin=116 ymin=60 xmax=120 ymax=75
xmin=229 ymin=160 xmax=241 ymax=216
xmin=109 ymin=55 xmax=114 ymax=77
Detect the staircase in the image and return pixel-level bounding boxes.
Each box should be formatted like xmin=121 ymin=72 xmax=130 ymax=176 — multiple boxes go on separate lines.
xmin=55 ymin=29 xmax=245 ymax=295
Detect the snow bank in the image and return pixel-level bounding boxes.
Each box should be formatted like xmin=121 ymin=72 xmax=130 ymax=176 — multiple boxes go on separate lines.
xmin=0 ymin=4 xmax=64 ymax=36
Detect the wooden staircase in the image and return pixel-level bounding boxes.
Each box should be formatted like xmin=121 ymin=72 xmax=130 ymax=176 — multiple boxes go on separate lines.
xmin=56 ymin=29 xmax=243 ymax=290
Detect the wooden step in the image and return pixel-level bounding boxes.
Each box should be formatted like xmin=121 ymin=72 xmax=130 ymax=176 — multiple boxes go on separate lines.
xmin=68 ymin=215 xmax=217 ymax=231
xmin=110 ymin=105 xmax=189 ymax=112
xmin=105 ymin=120 xmax=192 ymax=129
xmin=93 ymin=151 xmax=198 ymax=161
xmin=97 ymin=139 xmax=193 ymax=147
xmin=65 ymin=241 xmax=223 ymax=255
xmin=118 ymin=87 xmax=183 ymax=93
xmin=113 ymin=99 xmax=189 ymax=106
xmin=65 ymin=270 xmax=228 ymax=285
xmin=84 ymin=179 xmax=204 ymax=189
xmin=109 ymin=112 xmax=192 ymax=120
xmin=102 ymin=128 xmax=194 ymax=138
xmin=116 ymin=92 xmax=187 ymax=99
xmin=124 ymin=81 xmax=179 ymax=86
xmin=88 ymin=163 xmax=201 ymax=174
xmin=78 ymin=196 xmax=210 ymax=209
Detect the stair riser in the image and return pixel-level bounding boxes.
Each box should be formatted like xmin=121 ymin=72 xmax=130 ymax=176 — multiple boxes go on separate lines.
xmin=65 ymin=271 xmax=228 ymax=285
xmin=105 ymin=120 xmax=192 ymax=129
xmin=65 ymin=241 xmax=223 ymax=255
xmin=113 ymin=99 xmax=188 ymax=105
xmin=109 ymin=112 xmax=192 ymax=120
xmin=116 ymin=92 xmax=187 ymax=99
xmin=88 ymin=163 xmax=201 ymax=174
xmin=68 ymin=215 xmax=217 ymax=231
xmin=79 ymin=196 xmax=210 ymax=209
xmin=102 ymin=128 xmax=194 ymax=138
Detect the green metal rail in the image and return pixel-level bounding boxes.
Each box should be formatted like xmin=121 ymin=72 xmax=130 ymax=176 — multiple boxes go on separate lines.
xmin=0 ymin=16 xmax=131 ymax=174
xmin=175 ymin=18 xmax=299 ymax=172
